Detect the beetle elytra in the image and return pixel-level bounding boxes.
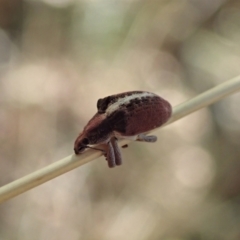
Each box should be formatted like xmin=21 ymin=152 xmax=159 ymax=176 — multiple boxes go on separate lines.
xmin=74 ymin=91 xmax=172 ymax=168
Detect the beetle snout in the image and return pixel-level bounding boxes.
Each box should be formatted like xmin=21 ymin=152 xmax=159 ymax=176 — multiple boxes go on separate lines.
xmin=74 ymin=136 xmax=90 ymax=155
xmin=74 ymin=147 xmax=80 ymax=155
xmin=74 ymin=143 xmax=86 ymax=154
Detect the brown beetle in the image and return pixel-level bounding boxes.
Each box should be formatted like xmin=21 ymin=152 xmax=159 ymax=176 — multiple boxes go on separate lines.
xmin=74 ymin=91 xmax=172 ymax=168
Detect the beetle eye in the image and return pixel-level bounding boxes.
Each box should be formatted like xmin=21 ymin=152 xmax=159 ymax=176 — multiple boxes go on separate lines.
xmin=82 ymin=138 xmax=89 ymax=145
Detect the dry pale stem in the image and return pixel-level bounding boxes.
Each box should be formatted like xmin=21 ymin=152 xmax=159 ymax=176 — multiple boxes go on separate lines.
xmin=0 ymin=76 xmax=240 ymax=204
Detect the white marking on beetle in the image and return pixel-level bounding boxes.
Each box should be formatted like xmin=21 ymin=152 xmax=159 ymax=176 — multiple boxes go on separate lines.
xmin=106 ymin=92 xmax=155 ymax=115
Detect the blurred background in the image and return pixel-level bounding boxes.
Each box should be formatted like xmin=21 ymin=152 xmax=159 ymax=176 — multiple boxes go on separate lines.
xmin=0 ymin=0 xmax=240 ymax=239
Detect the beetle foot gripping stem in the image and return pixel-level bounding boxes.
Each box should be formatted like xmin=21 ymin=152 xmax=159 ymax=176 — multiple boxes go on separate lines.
xmin=137 ymin=134 xmax=157 ymax=142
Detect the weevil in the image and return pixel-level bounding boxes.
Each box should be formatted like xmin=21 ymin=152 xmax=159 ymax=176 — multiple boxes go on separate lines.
xmin=74 ymin=91 xmax=172 ymax=168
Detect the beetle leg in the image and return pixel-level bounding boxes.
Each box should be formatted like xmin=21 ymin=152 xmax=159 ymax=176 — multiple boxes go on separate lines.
xmin=137 ymin=134 xmax=157 ymax=142
xmin=110 ymin=137 xmax=122 ymax=166
xmin=106 ymin=140 xmax=116 ymax=168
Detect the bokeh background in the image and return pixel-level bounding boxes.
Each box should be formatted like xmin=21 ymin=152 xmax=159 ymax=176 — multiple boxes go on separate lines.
xmin=0 ymin=0 xmax=240 ymax=239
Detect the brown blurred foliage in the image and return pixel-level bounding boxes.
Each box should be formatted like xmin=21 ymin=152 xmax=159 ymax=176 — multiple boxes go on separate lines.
xmin=0 ymin=0 xmax=240 ymax=239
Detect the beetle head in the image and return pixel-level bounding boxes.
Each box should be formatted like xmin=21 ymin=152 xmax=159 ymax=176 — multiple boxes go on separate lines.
xmin=74 ymin=112 xmax=112 ymax=155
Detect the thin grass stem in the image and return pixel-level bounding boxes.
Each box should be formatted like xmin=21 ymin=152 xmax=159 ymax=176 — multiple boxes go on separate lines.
xmin=0 ymin=76 xmax=240 ymax=204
